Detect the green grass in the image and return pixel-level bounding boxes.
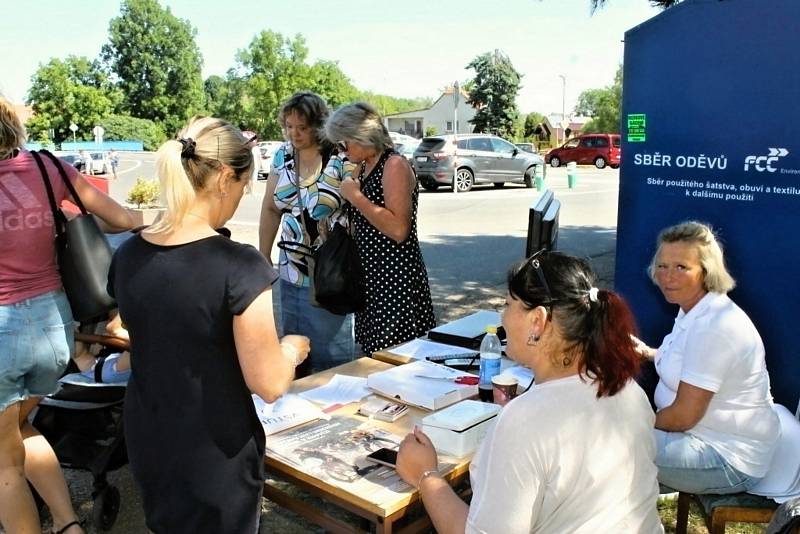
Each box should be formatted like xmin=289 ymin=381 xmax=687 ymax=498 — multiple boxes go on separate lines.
xmin=658 ymin=495 xmax=767 ymax=534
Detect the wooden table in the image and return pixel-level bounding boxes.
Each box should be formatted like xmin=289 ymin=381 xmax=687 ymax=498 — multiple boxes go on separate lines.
xmin=262 ymin=357 xmax=473 ymax=534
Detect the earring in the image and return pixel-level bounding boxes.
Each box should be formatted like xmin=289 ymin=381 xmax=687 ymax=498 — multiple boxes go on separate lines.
xmin=562 ymin=356 xmax=573 ymax=367
xmin=526 ymin=333 xmax=540 ymax=346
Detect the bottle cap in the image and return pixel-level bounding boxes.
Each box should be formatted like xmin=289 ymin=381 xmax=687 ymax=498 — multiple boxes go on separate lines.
xmin=485 ymin=325 xmax=497 ymax=334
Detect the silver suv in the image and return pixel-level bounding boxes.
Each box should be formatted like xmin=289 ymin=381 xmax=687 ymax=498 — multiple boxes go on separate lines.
xmin=413 ymin=134 xmax=544 ymax=192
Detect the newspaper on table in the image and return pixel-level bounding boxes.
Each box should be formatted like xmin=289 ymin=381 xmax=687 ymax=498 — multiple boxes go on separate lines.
xmin=266 ymin=416 xmax=453 ymax=505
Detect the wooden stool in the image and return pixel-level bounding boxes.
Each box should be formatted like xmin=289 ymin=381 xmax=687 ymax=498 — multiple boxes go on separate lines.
xmin=676 ymin=491 xmax=778 ymax=534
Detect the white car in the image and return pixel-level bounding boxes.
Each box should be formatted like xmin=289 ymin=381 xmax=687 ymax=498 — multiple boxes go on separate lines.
xmin=257 ymin=141 xmax=283 ymax=178
xmin=389 ymin=132 xmax=418 ymax=146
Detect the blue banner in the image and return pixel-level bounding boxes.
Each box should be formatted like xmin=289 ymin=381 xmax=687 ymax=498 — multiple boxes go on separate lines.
xmin=616 ymin=0 xmax=800 ymax=409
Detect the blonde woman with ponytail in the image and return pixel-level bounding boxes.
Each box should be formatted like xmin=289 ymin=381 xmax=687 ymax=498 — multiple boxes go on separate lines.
xmin=1 ymin=95 xmax=132 ymax=534
xmin=108 ymin=116 xmax=309 ymax=533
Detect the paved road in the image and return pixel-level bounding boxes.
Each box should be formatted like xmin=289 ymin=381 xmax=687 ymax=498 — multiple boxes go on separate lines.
xmin=109 ymin=152 xmax=620 ymax=305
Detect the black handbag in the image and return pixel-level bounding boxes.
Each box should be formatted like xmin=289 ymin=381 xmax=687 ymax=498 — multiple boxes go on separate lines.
xmin=32 ymin=150 xmax=116 ymax=322
xmin=312 ymin=219 xmax=365 ymax=315
xmin=277 ymin=211 xmax=365 ymax=316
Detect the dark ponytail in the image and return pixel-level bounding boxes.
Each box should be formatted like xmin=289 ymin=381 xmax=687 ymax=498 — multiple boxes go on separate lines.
xmin=508 ymin=252 xmax=640 ymax=398
xmin=581 ymin=290 xmax=641 ymax=397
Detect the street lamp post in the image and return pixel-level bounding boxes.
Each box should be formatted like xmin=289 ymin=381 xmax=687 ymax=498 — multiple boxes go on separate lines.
xmin=453 ymin=81 xmax=460 ymax=194
xmin=558 ymin=75 xmax=566 ymax=145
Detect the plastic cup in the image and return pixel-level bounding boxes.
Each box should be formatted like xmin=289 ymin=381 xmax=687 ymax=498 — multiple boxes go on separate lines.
xmin=491 ymin=374 xmax=518 ymax=406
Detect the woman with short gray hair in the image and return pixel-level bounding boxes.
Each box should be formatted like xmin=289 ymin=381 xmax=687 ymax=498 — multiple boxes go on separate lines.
xmin=325 ymin=102 xmax=435 ymax=353
xmin=634 ymin=221 xmax=779 ymax=495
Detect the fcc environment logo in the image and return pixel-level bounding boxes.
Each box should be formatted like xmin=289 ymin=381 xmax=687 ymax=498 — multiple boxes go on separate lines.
xmin=743 ymin=148 xmax=789 ymax=172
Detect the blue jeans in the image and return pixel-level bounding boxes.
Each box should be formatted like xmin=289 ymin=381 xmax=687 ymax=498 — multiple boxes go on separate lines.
xmin=276 ymin=279 xmax=357 ymax=373
xmin=0 ymin=290 xmax=74 ymax=411
xmin=655 ymin=430 xmax=761 ymax=494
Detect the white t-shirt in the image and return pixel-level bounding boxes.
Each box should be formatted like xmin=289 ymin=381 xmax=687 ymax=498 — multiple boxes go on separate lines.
xmin=654 ymin=291 xmax=779 ymax=477
xmin=466 ymin=375 xmax=663 ymax=534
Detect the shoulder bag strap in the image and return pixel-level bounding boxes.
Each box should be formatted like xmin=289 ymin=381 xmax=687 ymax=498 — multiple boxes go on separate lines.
xmin=38 ymin=149 xmax=88 ymax=215
xmin=31 ymin=151 xmax=68 ymax=237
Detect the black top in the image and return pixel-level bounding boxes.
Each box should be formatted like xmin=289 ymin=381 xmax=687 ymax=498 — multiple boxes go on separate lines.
xmin=351 ymin=150 xmax=436 ymax=353
xmin=109 ymin=234 xmax=277 ymax=533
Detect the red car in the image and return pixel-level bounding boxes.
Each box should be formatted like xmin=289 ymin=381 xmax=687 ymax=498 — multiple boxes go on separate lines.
xmin=545 ymin=133 xmax=621 ymax=169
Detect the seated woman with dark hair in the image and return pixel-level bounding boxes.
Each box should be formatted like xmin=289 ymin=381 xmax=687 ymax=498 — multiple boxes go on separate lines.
xmin=397 ymin=251 xmax=663 ymax=534
xmin=634 ymin=221 xmax=779 ymax=495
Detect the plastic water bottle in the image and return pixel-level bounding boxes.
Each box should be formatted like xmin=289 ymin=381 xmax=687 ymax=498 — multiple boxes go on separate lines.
xmin=479 ymin=326 xmax=502 ymax=402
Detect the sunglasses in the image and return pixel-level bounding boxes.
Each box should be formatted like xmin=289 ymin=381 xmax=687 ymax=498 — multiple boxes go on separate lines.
xmin=336 ymin=141 xmax=348 ymax=152
xmin=512 ymin=249 xmax=555 ymax=304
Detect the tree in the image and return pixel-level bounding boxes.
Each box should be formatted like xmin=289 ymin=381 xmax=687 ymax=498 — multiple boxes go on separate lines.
xmin=220 ymin=31 xmax=315 ymax=138
xmin=102 ymin=0 xmax=205 ymax=136
xmin=203 ymin=75 xmax=227 ymax=115
xmin=215 ymin=31 xmax=431 ymax=140
xmin=574 ymin=89 xmax=607 ymax=117
xmin=26 ymin=56 xmax=121 ymax=144
xmin=590 ymin=0 xmax=679 ymax=10
xmin=100 ymin=114 xmax=165 ymax=150
xmin=465 ymin=50 xmax=522 ymax=138
xmin=523 ymin=112 xmax=546 ymax=139
xmin=308 ymin=60 xmax=360 ymax=109
xmin=575 ymin=65 xmax=622 ymax=133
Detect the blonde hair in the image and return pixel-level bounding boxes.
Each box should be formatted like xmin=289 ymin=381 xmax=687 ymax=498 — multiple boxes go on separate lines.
xmin=149 ymin=116 xmax=253 ymax=234
xmin=325 ymin=102 xmax=393 ymax=153
xmin=648 ymin=221 xmax=736 ymax=293
xmin=0 ymin=95 xmax=26 ymax=159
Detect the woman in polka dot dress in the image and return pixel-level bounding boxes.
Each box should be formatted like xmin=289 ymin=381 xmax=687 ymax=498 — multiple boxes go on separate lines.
xmin=325 ymin=102 xmax=435 ymax=353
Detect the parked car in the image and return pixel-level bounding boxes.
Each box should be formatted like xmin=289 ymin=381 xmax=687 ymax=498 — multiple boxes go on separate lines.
xmin=545 ymin=133 xmax=621 ymax=169
xmin=55 ymin=151 xmax=110 ymax=175
xmin=257 ymin=141 xmax=283 ymax=178
xmin=54 ymin=152 xmax=82 ymax=168
xmin=389 ymin=131 xmax=418 ymax=146
xmin=394 ymin=140 xmax=420 ymax=163
xmin=413 ymin=134 xmax=544 ymax=192
xmin=514 ymin=142 xmax=538 ymax=153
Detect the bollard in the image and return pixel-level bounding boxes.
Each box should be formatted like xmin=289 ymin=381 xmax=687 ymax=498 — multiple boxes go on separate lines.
xmin=567 ymin=161 xmax=577 ymax=189
xmin=535 ymin=168 xmax=544 ymax=191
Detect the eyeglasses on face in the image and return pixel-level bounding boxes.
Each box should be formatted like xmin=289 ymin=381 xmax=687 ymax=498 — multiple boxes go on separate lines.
xmin=512 ymin=249 xmax=554 ymax=303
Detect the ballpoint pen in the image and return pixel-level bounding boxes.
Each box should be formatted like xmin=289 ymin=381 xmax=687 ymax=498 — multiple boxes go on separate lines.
xmin=414 ymin=375 xmax=479 ymax=385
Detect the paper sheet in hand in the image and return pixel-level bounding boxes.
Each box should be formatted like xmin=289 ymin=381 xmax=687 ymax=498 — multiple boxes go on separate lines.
xmin=367 ymin=360 xmax=478 ymax=411
xmin=299 ymin=374 xmax=371 ymax=409
xmin=252 ymin=394 xmax=325 ymax=436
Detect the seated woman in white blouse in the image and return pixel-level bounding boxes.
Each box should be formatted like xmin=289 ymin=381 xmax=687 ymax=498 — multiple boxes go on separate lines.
xmin=634 ymin=221 xmax=780 ymax=494
xmin=397 ymin=251 xmax=663 ymax=534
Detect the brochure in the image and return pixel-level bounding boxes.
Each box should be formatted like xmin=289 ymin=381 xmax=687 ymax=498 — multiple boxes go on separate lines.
xmin=252 ymin=394 xmax=325 ymax=436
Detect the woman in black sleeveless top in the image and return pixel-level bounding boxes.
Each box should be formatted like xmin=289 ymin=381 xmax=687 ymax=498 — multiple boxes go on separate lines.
xmin=325 ymin=103 xmax=435 ymax=354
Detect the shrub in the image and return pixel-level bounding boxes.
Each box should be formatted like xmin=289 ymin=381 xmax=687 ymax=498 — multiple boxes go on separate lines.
xmin=126 ymin=177 xmax=161 ymax=208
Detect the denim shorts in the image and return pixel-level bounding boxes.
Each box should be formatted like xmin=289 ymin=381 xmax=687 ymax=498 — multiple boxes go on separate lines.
xmin=654 ymin=429 xmax=761 ymax=494
xmin=0 ymin=290 xmax=74 ymax=412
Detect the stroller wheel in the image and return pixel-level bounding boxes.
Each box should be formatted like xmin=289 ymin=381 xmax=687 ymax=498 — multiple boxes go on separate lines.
xmin=92 ymin=485 xmax=120 ymax=531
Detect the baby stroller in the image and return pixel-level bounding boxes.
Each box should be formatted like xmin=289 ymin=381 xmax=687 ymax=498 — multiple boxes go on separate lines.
xmin=32 ymin=332 xmax=130 ymax=532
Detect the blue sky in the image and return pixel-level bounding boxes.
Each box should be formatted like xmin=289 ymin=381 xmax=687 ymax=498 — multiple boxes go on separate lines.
xmin=1 ymin=0 xmax=661 ymax=115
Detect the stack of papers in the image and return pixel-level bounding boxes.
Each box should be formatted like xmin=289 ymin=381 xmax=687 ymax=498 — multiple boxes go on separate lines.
xmin=367 ymin=360 xmax=478 ymax=411
xmin=298 ymin=374 xmax=371 ymax=410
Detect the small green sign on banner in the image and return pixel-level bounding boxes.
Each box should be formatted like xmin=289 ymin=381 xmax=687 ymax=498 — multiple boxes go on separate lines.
xmin=627 ymin=113 xmax=646 ymax=142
